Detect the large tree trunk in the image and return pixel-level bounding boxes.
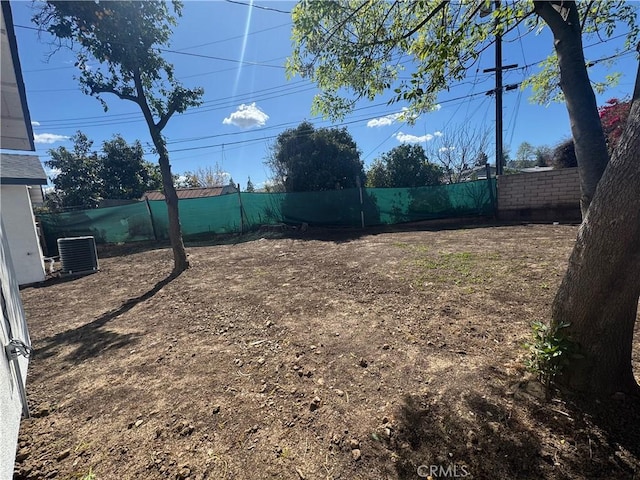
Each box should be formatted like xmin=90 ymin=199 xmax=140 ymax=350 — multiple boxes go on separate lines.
xmin=534 ymin=1 xmax=609 ymax=217
xmin=150 ymin=129 xmax=189 ymax=275
xmin=551 ymin=96 xmax=640 ymax=396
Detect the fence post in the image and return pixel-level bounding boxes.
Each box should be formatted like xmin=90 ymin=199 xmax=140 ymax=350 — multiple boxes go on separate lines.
xmin=485 ymin=163 xmax=496 ymax=217
xmin=145 ymin=197 xmax=159 ymax=241
xmin=356 ymin=176 xmax=365 ymax=228
xmin=237 ymin=183 xmax=245 ymax=234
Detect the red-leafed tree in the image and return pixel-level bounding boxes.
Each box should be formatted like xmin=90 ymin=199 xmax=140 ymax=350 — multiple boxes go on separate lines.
xmin=599 ymin=98 xmax=632 ymax=152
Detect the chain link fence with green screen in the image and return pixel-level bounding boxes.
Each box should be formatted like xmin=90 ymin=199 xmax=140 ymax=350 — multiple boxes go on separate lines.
xmin=39 ymin=179 xmax=496 ymax=252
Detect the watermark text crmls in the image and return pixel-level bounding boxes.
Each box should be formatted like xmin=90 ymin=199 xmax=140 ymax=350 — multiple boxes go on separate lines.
xmin=417 ymin=464 xmax=471 ymax=478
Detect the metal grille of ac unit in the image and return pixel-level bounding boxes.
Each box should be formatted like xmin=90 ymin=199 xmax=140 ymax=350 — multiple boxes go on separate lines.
xmin=57 ymin=236 xmax=99 ymax=276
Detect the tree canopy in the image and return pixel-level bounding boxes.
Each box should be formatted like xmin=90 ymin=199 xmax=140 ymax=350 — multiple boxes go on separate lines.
xmin=287 ymin=0 xmax=637 ymax=214
xmin=288 ymin=1 xmax=637 ymax=119
xmin=100 ymin=135 xmax=162 ymax=200
xmin=266 ymin=121 xmax=365 ymax=192
xmin=34 ymin=0 xmax=204 ymax=273
xmin=46 ymin=131 xmax=101 ymax=209
xmin=46 ymin=132 xmax=162 ymax=209
xmin=366 ymin=144 xmax=442 ymax=188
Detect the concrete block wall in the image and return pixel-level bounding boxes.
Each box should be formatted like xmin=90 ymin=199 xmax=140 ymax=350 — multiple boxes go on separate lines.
xmin=497 ymin=168 xmax=581 ymax=222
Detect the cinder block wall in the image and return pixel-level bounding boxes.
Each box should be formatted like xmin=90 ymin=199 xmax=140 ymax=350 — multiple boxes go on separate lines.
xmin=497 ymin=168 xmax=581 ymax=222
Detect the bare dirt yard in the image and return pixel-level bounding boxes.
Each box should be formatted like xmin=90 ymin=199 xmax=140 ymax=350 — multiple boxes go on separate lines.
xmin=13 ymin=223 xmax=640 ymax=480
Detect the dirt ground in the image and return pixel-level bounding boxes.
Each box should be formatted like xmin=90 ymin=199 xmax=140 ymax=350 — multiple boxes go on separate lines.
xmin=13 ymin=223 xmax=640 ymax=480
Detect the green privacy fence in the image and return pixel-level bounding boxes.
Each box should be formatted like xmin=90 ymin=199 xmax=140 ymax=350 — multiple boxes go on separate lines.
xmin=39 ymin=179 xmax=496 ymax=252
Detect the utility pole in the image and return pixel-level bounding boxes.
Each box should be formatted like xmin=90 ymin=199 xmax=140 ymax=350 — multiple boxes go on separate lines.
xmin=483 ymin=0 xmax=517 ymax=176
xmin=494 ymin=5 xmax=503 ymax=176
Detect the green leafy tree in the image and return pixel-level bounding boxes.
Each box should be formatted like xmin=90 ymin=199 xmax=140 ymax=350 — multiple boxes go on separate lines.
xmin=34 ymin=0 xmax=204 ymax=274
xmin=100 ymin=135 xmax=162 ymax=199
xmin=552 ymin=138 xmax=578 ymax=169
xmin=511 ymin=141 xmax=537 ymax=169
xmin=288 ymin=0 xmax=637 ymax=214
xmin=46 ymin=131 xmax=102 ymax=209
xmin=534 ymin=146 xmax=552 ymax=167
xmin=266 ymin=121 xmax=365 ymax=192
xmin=287 ymin=0 xmax=640 ymax=395
xmin=509 ymin=141 xmax=551 ymax=169
xmin=474 ymin=151 xmax=489 ymax=167
xmin=366 ymin=144 xmax=442 ymax=187
xmin=366 ymin=160 xmax=389 ymax=189
xmin=246 ymin=177 xmax=255 ymax=193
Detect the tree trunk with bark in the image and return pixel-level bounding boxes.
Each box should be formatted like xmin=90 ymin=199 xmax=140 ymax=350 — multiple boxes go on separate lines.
xmin=131 ymin=70 xmax=189 ymax=275
xmin=551 ymin=96 xmax=640 ymax=396
xmin=151 ymin=130 xmax=189 ymax=275
xmin=532 ymin=0 xmax=640 ymax=396
xmin=534 ymin=1 xmax=609 ymax=217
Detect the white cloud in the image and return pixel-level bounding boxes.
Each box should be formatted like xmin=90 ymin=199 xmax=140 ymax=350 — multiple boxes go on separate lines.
xmin=367 ymin=112 xmax=403 ymax=128
xmin=439 ymin=146 xmax=456 ymax=153
xmin=223 ymin=103 xmax=269 ymax=129
xmin=432 ymin=104 xmax=442 ymax=111
xmin=367 ymin=107 xmax=419 ymax=128
xmin=34 ymin=133 xmax=69 ymax=144
xmin=31 ymin=121 xmax=41 ymax=126
xmin=434 ymin=131 xmax=443 ymax=137
xmin=395 ymin=132 xmax=434 ymax=143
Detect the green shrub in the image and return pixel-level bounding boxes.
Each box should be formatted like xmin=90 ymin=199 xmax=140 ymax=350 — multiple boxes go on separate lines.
xmin=525 ymin=321 xmax=575 ymax=393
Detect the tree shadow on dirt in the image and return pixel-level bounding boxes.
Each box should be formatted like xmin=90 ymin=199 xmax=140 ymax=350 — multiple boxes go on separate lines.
xmin=33 ymin=272 xmax=180 ymax=364
xmin=533 ymin=391 xmax=640 ymax=478
xmin=390 ymin=391 xmax=543 ymax=480
xmin=388 ymin=370 xmax=640 ymax=480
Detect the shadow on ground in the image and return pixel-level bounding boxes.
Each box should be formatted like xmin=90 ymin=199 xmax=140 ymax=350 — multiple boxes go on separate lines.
xmin=386 ymin=370 xmax=640 ymax=480
xmin=94 ymin=217 xmax=502 ymax=257
xmin=33 ymin=273 xmax=179 ymax=364
xmin=391 ymin=391 xmax=542 ymax=479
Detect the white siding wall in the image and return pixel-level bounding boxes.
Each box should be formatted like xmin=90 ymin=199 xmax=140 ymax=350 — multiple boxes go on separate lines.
xmin=0 ymin=185 xmax=45 ymax=285
xmin=0 ymin=217 xmax=31 ymax=478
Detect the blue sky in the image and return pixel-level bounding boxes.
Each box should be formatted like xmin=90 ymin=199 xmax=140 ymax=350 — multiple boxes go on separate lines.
xmin=7 ymin=0 xmax=638 ymax=190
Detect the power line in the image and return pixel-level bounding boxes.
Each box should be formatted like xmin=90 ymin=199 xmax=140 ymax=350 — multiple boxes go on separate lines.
xmin=15 ymin=22 xmax=288 ymax=71
xmin=40 ymin=43 xmax=632 ymax=128
xmin=159 ymin=48 xmax=285 ymax=69
xmin=224 ymin=0 xmax=291 ymax=15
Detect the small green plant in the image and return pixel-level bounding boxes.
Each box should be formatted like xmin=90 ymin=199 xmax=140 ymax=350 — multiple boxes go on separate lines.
xmin=525 ymin=320 xmax=575 ymax=392
xmin=79 ymin=467 xmax=96 ymax=480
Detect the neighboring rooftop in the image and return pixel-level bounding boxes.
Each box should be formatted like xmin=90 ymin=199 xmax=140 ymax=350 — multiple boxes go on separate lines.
xmin=143 ymin=184 xmax=238 ymax=201
xmin=519 ymin=166 xmax=555 ymax=173
xmin=0 ymin=154 xmax=47 ymax=185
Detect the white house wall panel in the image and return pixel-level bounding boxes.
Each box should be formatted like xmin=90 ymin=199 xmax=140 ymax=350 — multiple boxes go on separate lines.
xmin=0 ymin=185 xmax=45 ymax=285
xmin=0 ymin=1 xmax=37 ymax=475
xmin=0 ymin=218 xmax=32 ymax=480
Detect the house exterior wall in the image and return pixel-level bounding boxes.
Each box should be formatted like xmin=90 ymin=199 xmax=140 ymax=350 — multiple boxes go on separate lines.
xmin=497 ymin=168 xmax=581 ymax=222
xmin=0 ymin=217 xmax=31 ymax=479
xmin=0 ymin=185 xmax=45 ymax=285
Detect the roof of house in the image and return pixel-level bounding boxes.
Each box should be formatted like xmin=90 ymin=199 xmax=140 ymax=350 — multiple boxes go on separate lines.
xmin=519 ymin=166 xmax=555 ymax=173
xmin=1 ymin=2 xmax=35 ymax=151
xmin=0 ymin=154 xmax=47 ymax=185
xmin=143 ymin=185 xmax=238 ymax=201
xmin=460 ymin=164 xmax=496 ymax=180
